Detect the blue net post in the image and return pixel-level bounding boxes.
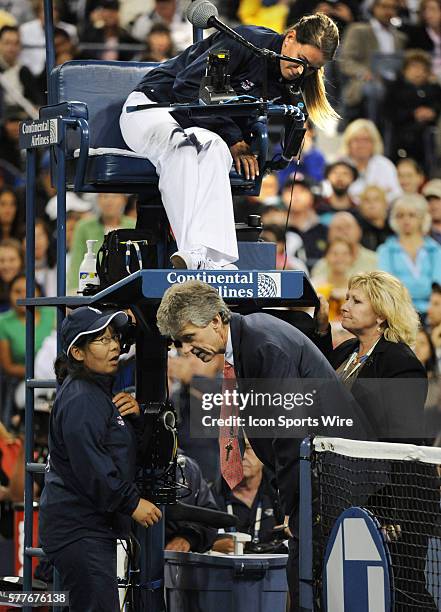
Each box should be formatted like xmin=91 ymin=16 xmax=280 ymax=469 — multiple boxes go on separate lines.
xmin=299 ymin=436 xmax=314 ymax=612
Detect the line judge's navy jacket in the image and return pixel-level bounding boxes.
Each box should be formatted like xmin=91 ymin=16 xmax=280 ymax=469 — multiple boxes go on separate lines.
xmin=134 ymin=26 xmax=294 ymax=147
xmin=39 ymin=374 xmax=141 ymax=554
xmin=229 ymin=312 xmax=374 ymax=523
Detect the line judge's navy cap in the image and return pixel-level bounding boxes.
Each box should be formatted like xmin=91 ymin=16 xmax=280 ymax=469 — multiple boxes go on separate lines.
xmin=61 ymin=306 xmax=128 ymax=356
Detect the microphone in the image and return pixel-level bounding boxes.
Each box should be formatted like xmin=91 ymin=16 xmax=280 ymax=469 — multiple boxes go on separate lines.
xmin=186 ymin=0 xmax=274 ymax=58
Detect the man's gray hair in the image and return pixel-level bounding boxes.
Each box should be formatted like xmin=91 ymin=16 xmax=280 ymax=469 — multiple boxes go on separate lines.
xmin=157 ymin=280 xmax=231 ymax=338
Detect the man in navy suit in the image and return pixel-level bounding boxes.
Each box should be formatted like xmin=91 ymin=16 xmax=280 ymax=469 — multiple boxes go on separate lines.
xmin=157 ymin=279 xmax=372 ymax=609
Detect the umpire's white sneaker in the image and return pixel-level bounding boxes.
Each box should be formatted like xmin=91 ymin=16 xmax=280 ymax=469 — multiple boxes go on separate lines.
xmin=171 ymin=250 xmax=238 ymax=270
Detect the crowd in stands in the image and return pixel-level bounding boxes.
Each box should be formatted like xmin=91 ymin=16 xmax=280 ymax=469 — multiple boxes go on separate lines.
xmin=0 ymin=0 xmax=441 ymax=575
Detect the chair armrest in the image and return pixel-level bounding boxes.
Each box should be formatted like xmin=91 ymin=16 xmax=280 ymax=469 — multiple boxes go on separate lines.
xmin=39 ymin=102 xmax=90 ymax=192
xmin=39 ymin=101 xmax=88 ymax=121
xmin=245 ymin=118 xmax=268 ymax=196
xmin=249 ymin=118 xmax=269 ymax=171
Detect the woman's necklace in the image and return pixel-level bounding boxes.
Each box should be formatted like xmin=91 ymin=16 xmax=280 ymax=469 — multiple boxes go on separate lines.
xmin=343 ymin=337 xmax=381 ymax=380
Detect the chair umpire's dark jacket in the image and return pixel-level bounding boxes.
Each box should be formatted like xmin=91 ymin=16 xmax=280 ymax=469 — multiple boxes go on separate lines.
xmin=134 ymin=26 xmax=294 ymax=147
xmin=39 ymin=374 xmax=141 ymax=554
xmin=228 ymin=312 xmax=372 ymax=524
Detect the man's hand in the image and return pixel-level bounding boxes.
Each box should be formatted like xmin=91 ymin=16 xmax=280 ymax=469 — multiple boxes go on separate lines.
xmin=230 ymin=141 xmax=259 ymax=180
xmin=132 ymin=498 xmax=162 ymax=527
xmin=113 ymin=392 xmax=140 ymax=417
xmin=165 ymin=536 xmax=191 ymax=552
xmin=414 ymin=106 xmax=436 ymax=123
xmin=212 ymin=537 xmax=235 ymax=554
xmin=168 ymin=356 xmax=193 ymax=385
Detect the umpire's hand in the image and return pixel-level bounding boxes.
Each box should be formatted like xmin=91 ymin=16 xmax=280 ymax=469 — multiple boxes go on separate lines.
xmin=132 ymin=498 xmax=162 ymax=527
xmin=230 ymin=140 xmax=259 ymax=180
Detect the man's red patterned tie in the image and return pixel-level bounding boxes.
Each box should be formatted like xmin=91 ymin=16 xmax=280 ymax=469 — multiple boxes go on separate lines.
xmin=219 ymin=360 xmax=244 ymax=489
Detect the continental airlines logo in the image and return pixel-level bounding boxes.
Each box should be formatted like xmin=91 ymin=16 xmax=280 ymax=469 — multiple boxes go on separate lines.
xmin=166 ymin=271 xmax=282 ymax=298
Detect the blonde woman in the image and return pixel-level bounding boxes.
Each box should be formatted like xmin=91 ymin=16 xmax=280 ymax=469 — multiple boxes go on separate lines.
xmin=315 ymin=272 xmax=439 ymax=611
xmin=378 ymin=193 xmax=441 ymax=314
xmin=341 ymin=119 xmax=402 ymax=203
xmin=120 ymin=13 xmax=339 ymax=270
xmin=316 ymin=271 xmax=423 ymax=382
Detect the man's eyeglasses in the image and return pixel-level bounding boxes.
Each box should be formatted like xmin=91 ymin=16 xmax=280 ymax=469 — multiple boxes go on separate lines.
xmin=90 ymin=333 xmax=121 ymax=346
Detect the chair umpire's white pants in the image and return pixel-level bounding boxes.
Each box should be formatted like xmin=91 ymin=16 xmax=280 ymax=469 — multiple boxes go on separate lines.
xmin=120 ymin=91 xmax=238 ymax=264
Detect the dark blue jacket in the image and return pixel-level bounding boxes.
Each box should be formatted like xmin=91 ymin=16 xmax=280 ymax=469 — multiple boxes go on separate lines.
xmin=134 ymin=26 xmax=292 ymax=147
xmin=229 ymin=312 xmax=375 ymax=524
xmin=39 ymin=374 xmax=141 ymax=553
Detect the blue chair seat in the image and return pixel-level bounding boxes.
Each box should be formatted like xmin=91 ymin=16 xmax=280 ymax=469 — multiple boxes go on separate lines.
xmin=66 ymin=146 xmax=255 ymax=191
xmin=45 ymin=60 xmax=264 ymax=194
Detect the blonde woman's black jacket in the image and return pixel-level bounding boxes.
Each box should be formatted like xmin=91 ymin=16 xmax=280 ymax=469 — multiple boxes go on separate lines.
xmin=321 ymin=333 xmax=428 ymax=440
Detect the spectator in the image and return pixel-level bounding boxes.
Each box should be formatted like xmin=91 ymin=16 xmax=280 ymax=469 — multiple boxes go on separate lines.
xmin=402 ymin=0 xmax=441 ymax=81
xmin=0 ymin=105 xmax=27 ymax=174
xmin=317 ymin=159 xmax=358 ymax=225
xmin=165 ymin=452 xmax=219 ymax=553
xmin=0 ymin=273 xmax=54 ymax=380
xmin=45 ymin=191 xmax=91 ymax=225
xmin=312 ymin=238 xmax=355 ymax=322
xmin=277 ymin=120 xmax=327 ymax=188
xmin=414 ymin=327 xmax=441 ymax=435
xmin=0 ymin=25 xmax=44 ymax=111
xmin=341 ymin=118 xmax=402 ymax=203
xmin=238 ymin=0 xmax=289 ymax=34
xmin=19 ymin=0 xmax=77 ymax=77
xmin=260 ymin=224 xmax=308 ymax=271
xmin=249 ymin=172 xmax=282 ymax=208
xmin=311 ymin=211 xmax=378 ymax=278
xmin=260 ymin=204 xmax=288 ymax=228
xmin=53 ymin=26 xmax=77 ymax=65
xmin=81 ymin=0 xmax=138 ymax=62
xmin=0 ymin=419 xmax=17 ymax=539
xmin=234 ymin=172 xmax=282 ymax=221
xmin=339 ymin=0 xmax=406 ymax=125
xmin=423 ymin=178 xmax=441 ymax=244
xmin=0 ymin=238 xmax=22 ymax=312
xmin=212 ymin=440 xmax=284 ymax=554
xmin=353 ymin=185 xmax=393 ymax=250
xmin=138 ymin=22 xmax=175 ymax=62
xmin=378 ymin=193 xmax=441 ymax=315
xmin=68 ymin=192 xmax=135 ymax=293
xmin=0 ymin=1 xmax=34 ymax=24
xmin=383 ymin=49 xmax=441 ymax=170
xmin=427 ymin=281 xmax=441 ymax=370
xmin=130 ymin=0 xmax=192 ymax=52
xmin=288 ymin=0 xmax=359 ymax=34
xmin=170 ymin=350 xmax=222 ymax=485
xmin=0 ymin=188 xmax=20 ymax=240
xmin=29 ymin=218 xmax=57 ymax=297
xmin=397 ymin=157 xmax=426 ymax=194
xmin=0 ymin=10 xmax=17 ymax=31
xmin=260 ymin=204 xmax=306 ymax=265
xmin=35 ymin=151 xmax=56 ymax=218
xmin=282 ymin=174 xmax=328 ymax=270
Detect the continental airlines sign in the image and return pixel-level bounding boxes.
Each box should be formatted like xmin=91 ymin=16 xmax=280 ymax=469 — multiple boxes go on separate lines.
xmin=140 ymin=270 xmax=305 ymax=299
